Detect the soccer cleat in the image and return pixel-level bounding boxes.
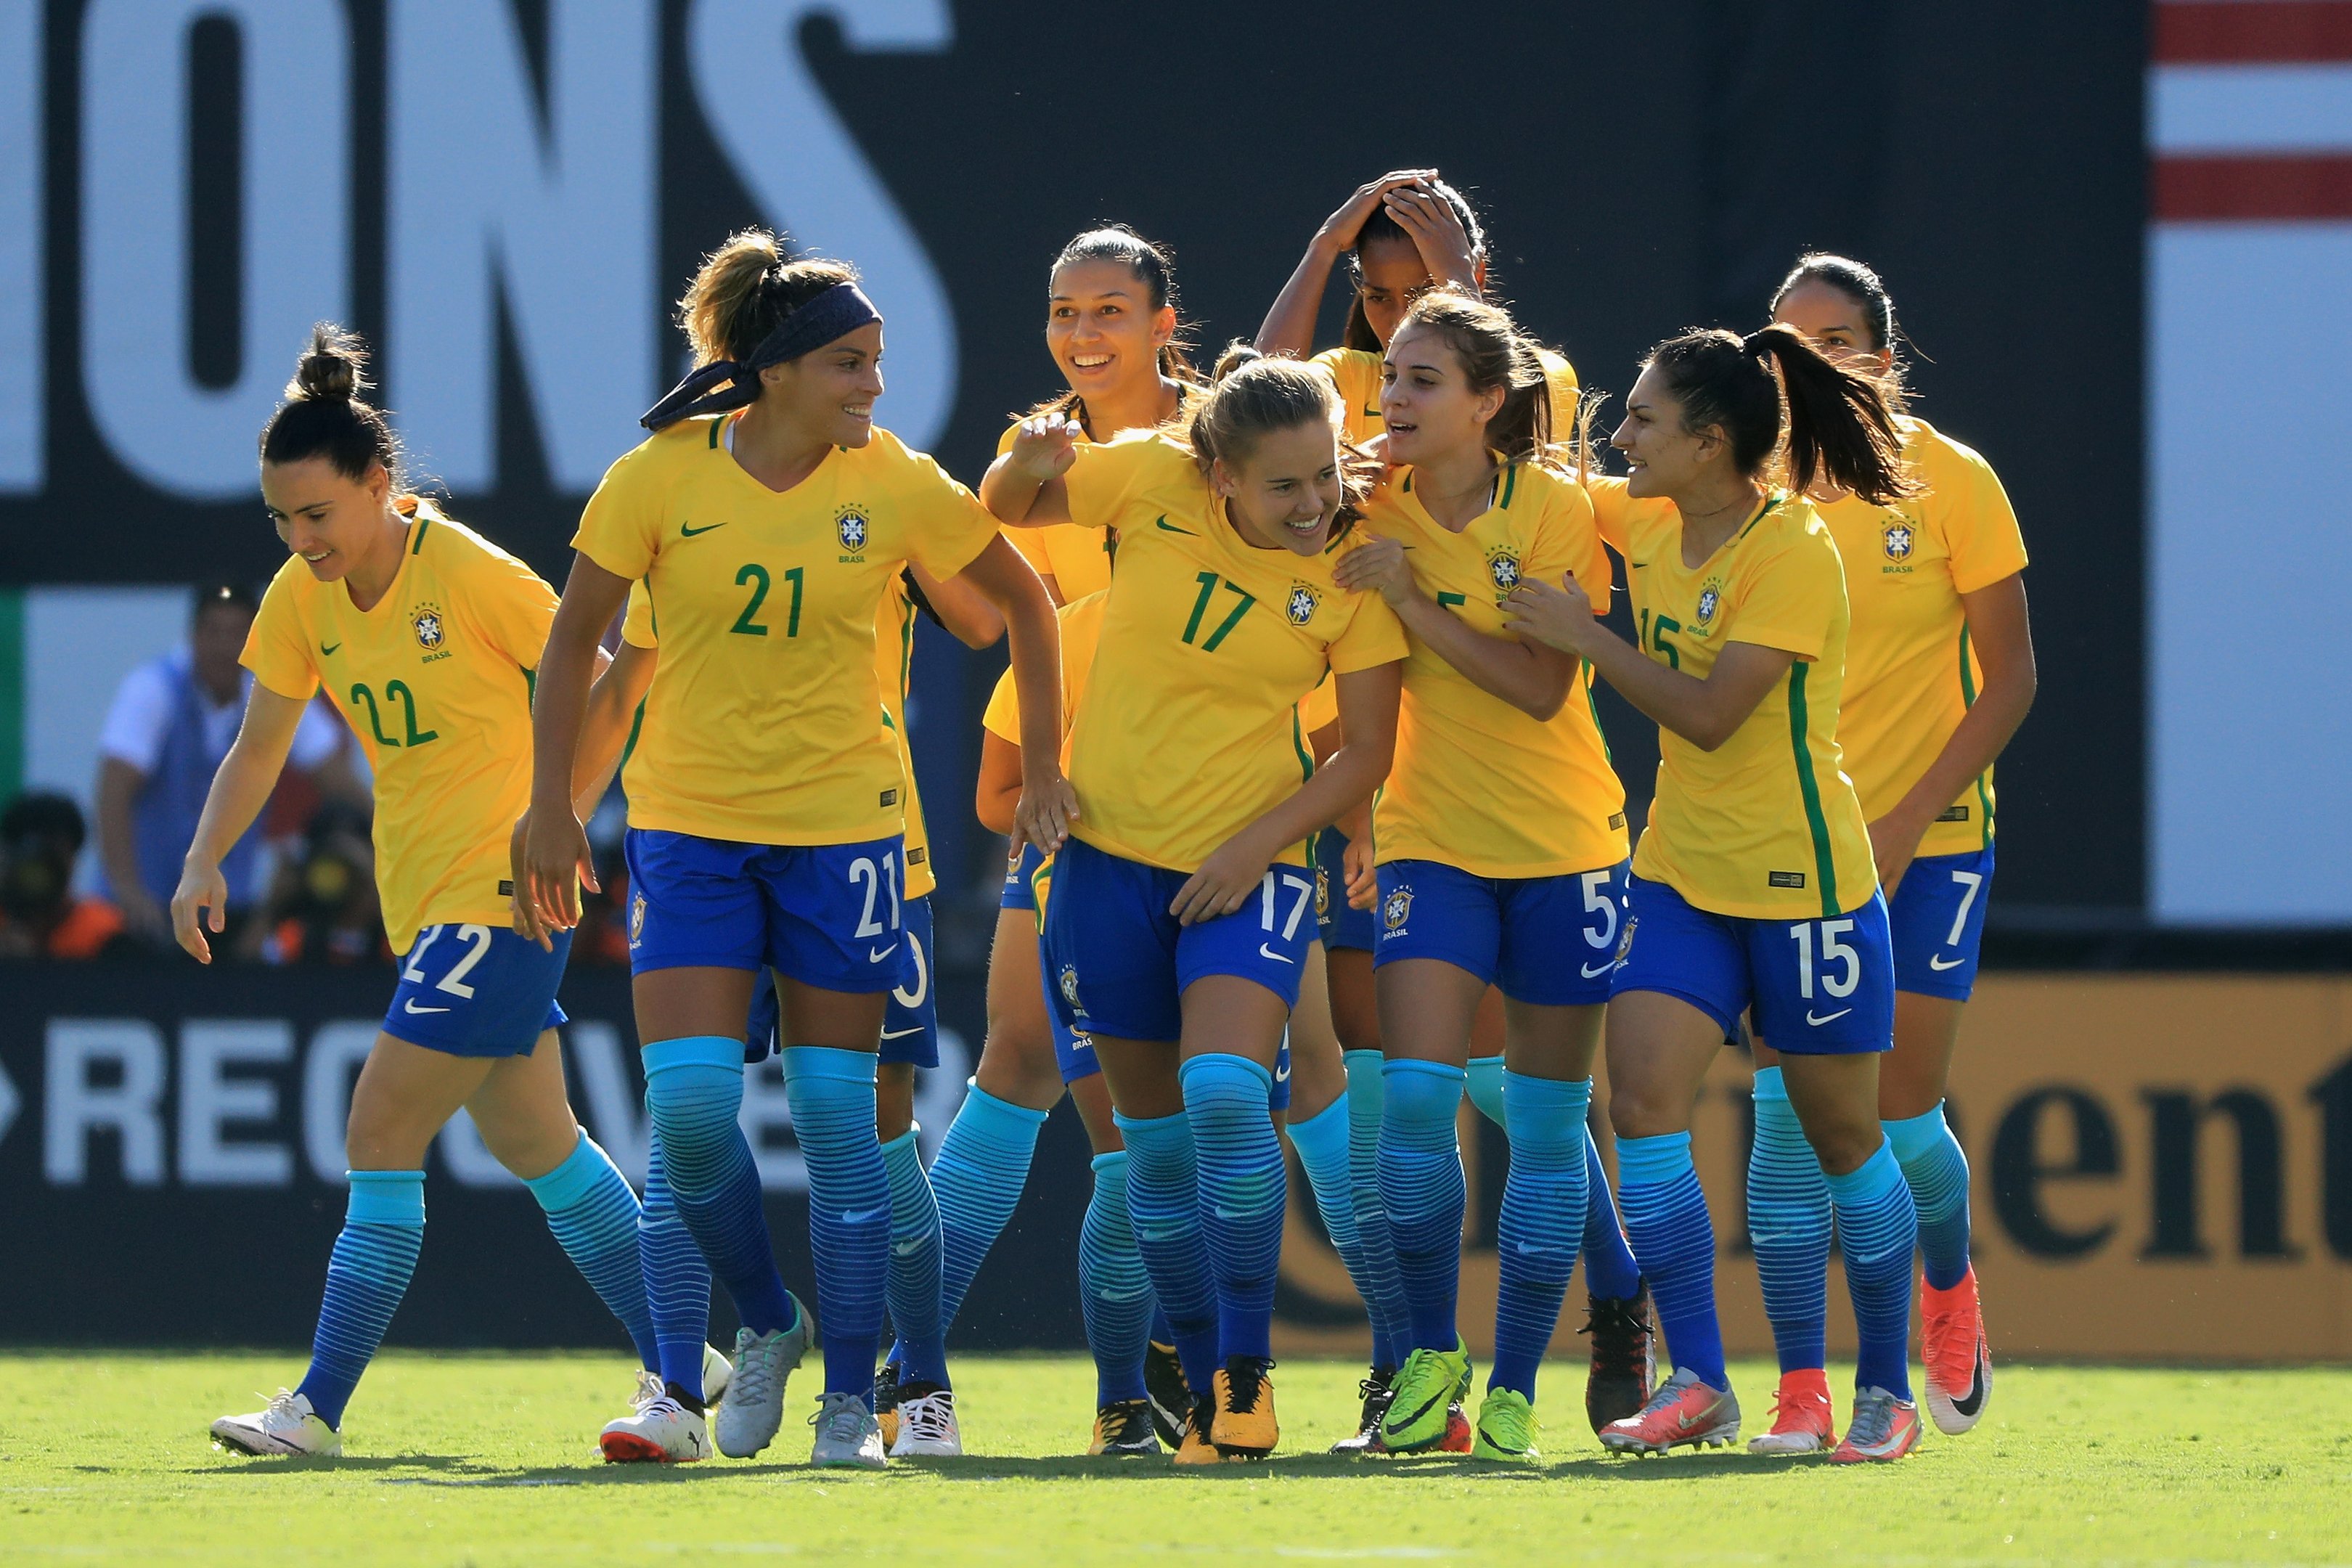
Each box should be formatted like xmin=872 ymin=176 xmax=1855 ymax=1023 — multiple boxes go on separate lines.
xmin=1470 ymin=1387 xmax=1540 ymax=1463
xmin=1090 ymin=1399 xmax=1161 ymax=1456
xmin=1210 ymin=1355 xmax=1278 ymax=1458
xmin=1172 ymin=1391 xmax=1223 ymax=1466
xmin=809 ymin=1391 xmax=887 ymax=1469
xmin=1379 ymin=1339 xmax=1472 ymax=1454
xmin=873 ymin=1360 xmax=902 ymax=1450
xmin=889 ymin=1384 xmax=961 ymax=1458
xmin=1581 ymin=1286 xmax=1657 ymax=1435
xmin=1328 ymin=1368 xmax=1396 ymax=1455
xmin=702 ymin=1343 xmax=733 ymax=1406
xmin=1598 ymin=1367 xmax=1741 ymax=1455
xmin=1747 ymin=1368 xmax=1837 ymax=1455
xmin=1921 ymin=1267 xmax=1993 ymax=1435
xmin=210 ymin=1390 xmax=340 ymax=1458
xmin=714 ymin=1294 xmax=815 ymax=1459
xmin=1831 ymin=1387 xmax=1923 ymax=1463
xmin=1144 ymin=1339 xmax=1191 ymax=1451
xmin=601 ymin=1373 xmax=709 ymax=1463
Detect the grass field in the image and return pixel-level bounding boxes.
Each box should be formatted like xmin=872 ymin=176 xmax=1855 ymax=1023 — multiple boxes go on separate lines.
xmin=3 ymin=1354 xmax=2346 ymax=1566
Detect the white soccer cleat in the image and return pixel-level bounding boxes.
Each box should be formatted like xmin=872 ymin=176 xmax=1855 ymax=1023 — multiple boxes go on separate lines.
xmin=602 ymin=1372 xmax=709 ymax=1463
xmin=702 ymin=1343 xmax=734 ymax=1406
xmin=888 ymin=1387 xmax=962 ymax=1458
xmin=714 ymin=1299 xmax=814 ymax=1459
xmin=211 ymin=1390 xmax=340 ymax=1458
xmin=810 ymin=1391 xmax=887 ymax=1469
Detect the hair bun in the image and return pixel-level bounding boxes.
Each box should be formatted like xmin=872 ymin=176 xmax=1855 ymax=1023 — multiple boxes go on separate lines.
xmin=1211 ymin=340 xmax=1265 ymax=382
xmin=288 ymin=323 xmax=369 ymax=403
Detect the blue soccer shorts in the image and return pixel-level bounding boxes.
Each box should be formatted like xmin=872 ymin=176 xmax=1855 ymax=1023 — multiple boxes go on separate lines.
xmin=1372 ymin=858 xmax=1630 ymax=1006
xmin=385 ymin=923 xmax=569 ymax=1058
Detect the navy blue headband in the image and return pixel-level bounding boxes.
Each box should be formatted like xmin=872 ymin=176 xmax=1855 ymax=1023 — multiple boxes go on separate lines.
xmin=639 ymin=281 xmax=881 ymax=431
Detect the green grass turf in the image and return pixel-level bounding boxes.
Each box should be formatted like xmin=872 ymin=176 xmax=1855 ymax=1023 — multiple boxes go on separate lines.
xmin=1 ymin=1355 xmax=2345 ymax=1566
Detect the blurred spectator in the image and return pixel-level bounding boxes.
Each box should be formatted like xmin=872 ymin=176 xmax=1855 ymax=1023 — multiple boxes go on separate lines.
xmin=0 ymin=792 xmax=128 ymax=960
xmin=94 ymin=583 xmax=355 ymax=947
xmin=248 ymin=802 xmax=386 ymax=965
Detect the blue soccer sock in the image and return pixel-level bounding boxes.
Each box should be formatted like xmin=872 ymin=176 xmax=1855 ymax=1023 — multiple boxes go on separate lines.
xmin=782 ymin=1047 xmax=891 ymax=1403
xmin=1079 ymin=1151 xmax=1153 ymax=1406
xmin=1491 ymin=1073 xmax=1591 ymax=1400
xmin=928 ymin=1085 xmax=1050 ymax=1333
xmin=524 ymin=1128 xmax=656 ymax=1373
xmin=879 ymin=1128 xmax=948 ymax=1388
xmin=1826 ymin=1139 xmax=1919 ymax=1398
xmin=639 ymin=1132 xmax=714 ymax=1396
xmin=1181 ymin=1053 xmax=1286 ymax=1363
xmin=1886 ymin=1102 xmax=1972 ymax=1291
xmin=295 ymin=1170 xmax=425 ymax=1429
xmin=1286 ymin=1092 xmax=1386 ymax=1362
xmin=1379 ymin=1058 xmax=1468 ymax=1353
xmin=1580 ymin=1127 xmax=1644 ymax=1301
xmin=1747 ymin=1066 xmax=1832 ymax=1375
xmin=1116 ymin=1110 xmax=1220 ymax=1395
xmin=1342 ymin=1050 xmax=1412 ymax=1371
xmin=1465 ymin=1054 xmax=1507 ymax=1127
xmin=641 ymin=1037 xmax=796 ymax=1335
xmin=1615 ymin=1132 xmax=1726 ymax=1391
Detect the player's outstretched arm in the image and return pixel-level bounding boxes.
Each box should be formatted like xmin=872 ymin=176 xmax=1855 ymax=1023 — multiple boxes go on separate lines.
xmin=171 ymin=683 xmax=307 ymax=963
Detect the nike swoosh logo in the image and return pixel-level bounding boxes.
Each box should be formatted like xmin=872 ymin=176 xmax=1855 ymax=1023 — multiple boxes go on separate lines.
xmin=1258 ymin=943 xmax=1294 ymax=963
xmin=1928 ymin=954 xmax=1965 ymax=971
xmin=1952 ymin=1352 xmax=1990 ymax=1417
xmin=320 ymin=642 xmax=341 ymax=656
xmin=1805 ymin=1008 xmax=1853 ymax=1026
xmin=1581 ymin=960 xmax=1617 ymax=978
xmin=839 ymin=1207 xmax=885 ymax=1225
xmin=1095 ymin=1286 xmax=1151 ymax=1302
xmin=878 ymin=1025 xmax=923 ymax=1040
xmin=680 ymin=520 xmax=728 ymax=536
xmin=1675 ymin=1410 xmax=1702 ymax=1430
xmin=868 ymin=944 xmax=898 ymax=963
xmin=891 ymin=1238 xmax=924 ymax=1256
xmin=1153 ymin=515 xmax=1198 ymax=536
xmin=404 ymin=1000 xmax=451 ymax=1014
xmin=1213 ymin=1205 xmax=1250 ymax=1220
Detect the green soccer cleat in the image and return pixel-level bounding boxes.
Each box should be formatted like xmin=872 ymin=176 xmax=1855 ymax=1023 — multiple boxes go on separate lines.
xmin=1471 ymin=1387 xmax=1540 ymax=1463
xmin=1379 ymin=1338 xmax=1472 ymax=1454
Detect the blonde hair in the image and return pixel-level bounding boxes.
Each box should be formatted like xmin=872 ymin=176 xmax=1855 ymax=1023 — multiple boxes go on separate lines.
xmin=677 ymin=228 xmax=860 ymax=367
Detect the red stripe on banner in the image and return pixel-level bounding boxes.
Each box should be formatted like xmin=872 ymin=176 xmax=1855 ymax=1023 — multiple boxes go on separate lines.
xmin=2155 ymin=1 xmax=2352 ymax=62
xmin=2155 ymin=153 xmax=2352 ymax=217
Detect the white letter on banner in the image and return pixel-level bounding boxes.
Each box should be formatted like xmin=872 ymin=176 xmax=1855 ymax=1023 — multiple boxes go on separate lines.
xmin=43 ymin=1020 xmax=166 ymax=1185
xmin=687 ymin=0 xmax=957 ymax=452
xmin=0 ymin=0 xmax=42 ymax=492
xmin=79 ymin=0 xmax=348 ymax=499
xmin=179 ymin=1021 xmax=292 ymax=1185
xmin=387 ymin=0 xmax=656 ymax=491
xmin=565 ymin=1020 xmax=647 ymax=1181
xmin=302 ymin=1021 xmax=379 ymax=1185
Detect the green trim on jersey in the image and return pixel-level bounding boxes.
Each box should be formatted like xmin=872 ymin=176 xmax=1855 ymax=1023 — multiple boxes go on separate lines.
xmin=1787 ymin=660 xmax=1839 ymax=918
xmin=1958 ymin=624 xmax=1994 ymax=849
xmin=409 ymin=516 xmax=433 ymax=555
xmin=1291 ymin=706 xmax=1314 ymax=783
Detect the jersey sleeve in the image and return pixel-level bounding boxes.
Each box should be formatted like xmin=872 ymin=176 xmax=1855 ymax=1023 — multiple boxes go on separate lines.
xmin=1935 ymin=439 xmax=2030 ymax=595
xmin=571 ymin=441 xmax=665 ymax=582
xmin=1585 ymin=473 xmax=1634 ymax=553
xmin=980 ymin=664 xmax=1021 ymax=743
xmin=460 ymin=536 xmax=561 ymax=671
xmin=241 ymin=571 xmax=320 ymax=701
xmin=621 ymin=582 xmax=656 ymax=649
xmin=887 ymin=440 xmax=1003 ymax=581
xmin=1327 ymin=587 xmax=1410 ymax=674
xmin=1060 ymin=432 xmax=1162 ymax=531
xmin=1726 ymin=523 xmax=1842 ymax=661
xmin=1522 ymin=478 xmax=1612 ymax=618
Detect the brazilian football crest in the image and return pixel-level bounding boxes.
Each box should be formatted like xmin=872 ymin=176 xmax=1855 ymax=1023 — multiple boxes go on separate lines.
xmin=1381 ymin=882 xmax=1413 ymax=933
xmin=837 ymin=508 xmax=870 ymax=555
xmin=1286 ymin=582 xmax=1320 ymax=626
xmin=629 ymin=892 xmax=647 ymax=946
xmin=1314 ymin=863 xmax=1331 ymax=920
xmin=1059 ymin=963 xmax=1082 ymax=1010
xmin=1694 ymin=578 xmax=1723 ymax=629
xmin=412 ymin=602 xmax=445 ymax=650
xmin=1882 ymin=520 xmax=1916 ymax=561
xmin=1486 ymin=549 xmax=1521 ymax=596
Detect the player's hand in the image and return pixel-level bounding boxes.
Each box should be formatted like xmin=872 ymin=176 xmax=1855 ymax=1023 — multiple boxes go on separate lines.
xmin=169 ymin=858 xmax=230 ymax=965
xmin=520 ymin=802 xmax=597 ymax=933
xmin=1008 ymin=415 xmax=1082 ymax=484
xmin=1013 ymin=766 xmax=1078 ymax=855
xmin=1333 ymin=534 xmax=1416 ymax=608
xmin=1866 ymin=806 xmax=1931 ymax=899
xmin=1342 ymin=831 xmax=1378 ymax=912
xmin=510 ymin=816 xmax=555 ymax=952
xmin=1503 ymin=571 xmax=1601 ymax=656
xmin=1382 ymin=181 xmax=1479 ymax=290
xmin=1318 ymin=170 xmax=1438 ymax=253
xmin=1169 ymin=833 xmax=1274 ymax=927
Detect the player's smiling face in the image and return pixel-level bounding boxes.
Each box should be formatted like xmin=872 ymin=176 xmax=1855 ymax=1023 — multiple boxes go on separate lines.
xmin=1612 ymin=364 xmax=1714 ymax=500
xmin=262 ymin=456 xmax=393 ymax=582
xmin=1379 ymin=322 xmax=1505 ymax=470
xmin=1214 ymin=421 xmax=1344 ymax=556
xmin=1047 ymin=258 xmax=1173 ymax=405
xmin=1770 ymin=279 xmax=1892 ymax=377
xmin=761 ymin=321 xmax=885 ymax=448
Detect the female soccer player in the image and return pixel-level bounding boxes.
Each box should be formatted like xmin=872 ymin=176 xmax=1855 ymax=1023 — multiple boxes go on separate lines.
xmin=520 ymin=230 xmax=1070 ymax=1470
xmin=196 ymin=329 xmax=661 ymax=1457
xmin=983 ymin=350 xmax=1407 ymax=1462
xmin=1507 ymin=324 xmax=1928 ymax=1464
xmin=1739 ymin=255 xmax=2033 ymax=1450
xmin=1325 ymin=290 xmax=1628 ymax=1464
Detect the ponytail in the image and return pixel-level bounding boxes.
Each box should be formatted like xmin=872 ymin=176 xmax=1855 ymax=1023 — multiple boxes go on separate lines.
xmin=259 ymin=324 xmax=405 ymax=489
xmin=1644 ymin=325 xmax=1916 ymax=506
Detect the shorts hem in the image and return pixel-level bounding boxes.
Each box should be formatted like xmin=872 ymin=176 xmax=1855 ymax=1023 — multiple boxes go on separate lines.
xmin=380 ymin=1023 xmax=543 ymax=1060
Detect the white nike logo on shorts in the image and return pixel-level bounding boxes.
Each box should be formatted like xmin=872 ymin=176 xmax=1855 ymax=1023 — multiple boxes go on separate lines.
xmin=1258 ymin=944 xmax=1294 ymax=963
xmin=1929 ymin=954 xmax=1965 ymax=971
xmin=867 ymin=943 xmax=898 ymax=963
xmin=1581 ymin=960 xmax=1616 ymax=978
xmin=879 ymin=1026 xmax=923 ymax=1040
xmin=1805 ymin=1008 xmax=1853 ymax=1026
xmin=404 ymin=1000 xmax=451 ymax=1014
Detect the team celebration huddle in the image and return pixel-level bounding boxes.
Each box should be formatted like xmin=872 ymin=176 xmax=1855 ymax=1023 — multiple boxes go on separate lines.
xmin=181 ymin=168 xmax=2033 ymax=1472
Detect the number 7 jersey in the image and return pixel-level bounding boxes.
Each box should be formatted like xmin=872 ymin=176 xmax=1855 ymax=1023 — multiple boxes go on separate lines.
xmin=242 ymin=498 xmax=557 ymax=951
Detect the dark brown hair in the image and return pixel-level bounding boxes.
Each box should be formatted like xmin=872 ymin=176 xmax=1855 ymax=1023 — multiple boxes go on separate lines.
xmin=1771 ymin=251 xmax=1909 ymax=399
xmin=1392 ymin=287 xmax=1553 ymax=465
xmin=258 ymin=324 xmax=404 ymax=489
xmin=1342 ymin=179 xmax=1487 ymax=352
xmin=678 ymin=228 xmax=859 ymax=368
xmin=1029 ymin=226 xmax=1202 ymax=426
xmin=1185 ymin=344 xmax=1365 ymax=536
xmin=1644 ymin=324 xmax=1917 ymax=505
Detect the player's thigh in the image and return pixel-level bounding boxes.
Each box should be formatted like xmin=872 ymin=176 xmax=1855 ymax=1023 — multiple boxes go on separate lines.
xmin=1177 ymin=972 xmax=1291 ymax=1077
xmin=1601 ymin=990 xmax=1730 ymax=1140
xmin=635 ymin=965 xmax=759 ymax=1044
xmin=1500 ymin=997 xmax=1605 ymax=1082
xmin=1373 ymin=956 xmax=1487 ymax=1068
xmin=1093 ymin=1035 xmax=1183 ymax=1122
xmin=1284 ymin=940 xmax=1348 ymax=1122
xmin=1069 ymin=1070 xmax=1122 ymax=1154
xmin=876 ymin=1061 xmax=917 ymax=1143
xmin=1324 ymin=944 xmax=1382 ymax=1053
xmin=468 ymin=1029 xmax=584 ymax=1180
xmin=977 ymin=909 xmax=1064 ymax=1110
xmin=1882 ymin=990 xmax=1965 ymax=1120
xmin=1779 ymin=1050 xmax=1887 ymax=1176
xmin=775 ymin=975 xmax=889 ymax=1054
xmin=346 ymin=1032 xmax=497 ymax=1169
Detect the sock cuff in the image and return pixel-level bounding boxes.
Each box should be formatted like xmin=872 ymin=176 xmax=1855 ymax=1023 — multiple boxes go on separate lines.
xmin=1089 ymin=1148 xmax=1130 ymax=1177
xmin=1342 ymin=1049 xmax=1383 ymax=1071
xmin=642 ymin=1034 xmax=747 ymax=1079
xmin=780 ymin=1044 xmax=879 ymax=1085
xmin=1286 ymin=1092 xmax=1350 ymax=1157
xmin=1882 ymin=1102 xmax=1951 ymax=1162
xmin=1111 ymin=1108 xmax=1190 ymax=1146
xmin=521 ymin=1128 xmax=611 ymax=1212
xmin=1824 ymin=1138 xmax=1905 ymax=1201
xmin=879 ymin=1127 xmax=922 ymax=1161
xmin=1500 ymin=1070 xmax=1593 ymax=1109
xmin=346 ymin=1169 xmax=426 ymax=1226
xmin=1178 ymin=1052 xmax=1273 ymax=1094
xmin=1614 ymin=1130 xmax=1695 ymax=1186
xmin=1751 ymin=1064 xmax=1788 ymax=1102
xmin=960 ymin=1083 xmax=1053 ymax=1133
xmin=1381 ymin=1058 xmax=1468 ymax=1086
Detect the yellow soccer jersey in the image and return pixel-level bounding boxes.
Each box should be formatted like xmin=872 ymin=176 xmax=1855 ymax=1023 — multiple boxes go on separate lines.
xmin=981 ymin=591 xmax=1108 ymax=747
xmin=575 ymin=417 xmax=999 ymax=846
xmin=242 ymin=499 xmax=554 ymax=952
xmin=1365 ymin=460 xmax=1628 ymax=877
xmin=1053 ymin=433 xmax=1408 ymax=872
xmin=995 ymin=386 xmax=1202 ymax=603
xmin=1815 ymin=417 xmax=2028 ymax=857
xmin=1619 ymin=493 xmax=1876 ymax=920
xmin=1312 ymin=346 xmax=1580 ymax=449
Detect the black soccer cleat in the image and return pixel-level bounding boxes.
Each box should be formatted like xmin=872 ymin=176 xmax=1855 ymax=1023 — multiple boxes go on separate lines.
xmin=1144 ymin=1338 xmax=1191 ymax=1451
xmin=1582 ymin=1283 xmax=1658 ymax=1435
xmin=1329 ymin=1365 xmax=1397 ymax=1455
